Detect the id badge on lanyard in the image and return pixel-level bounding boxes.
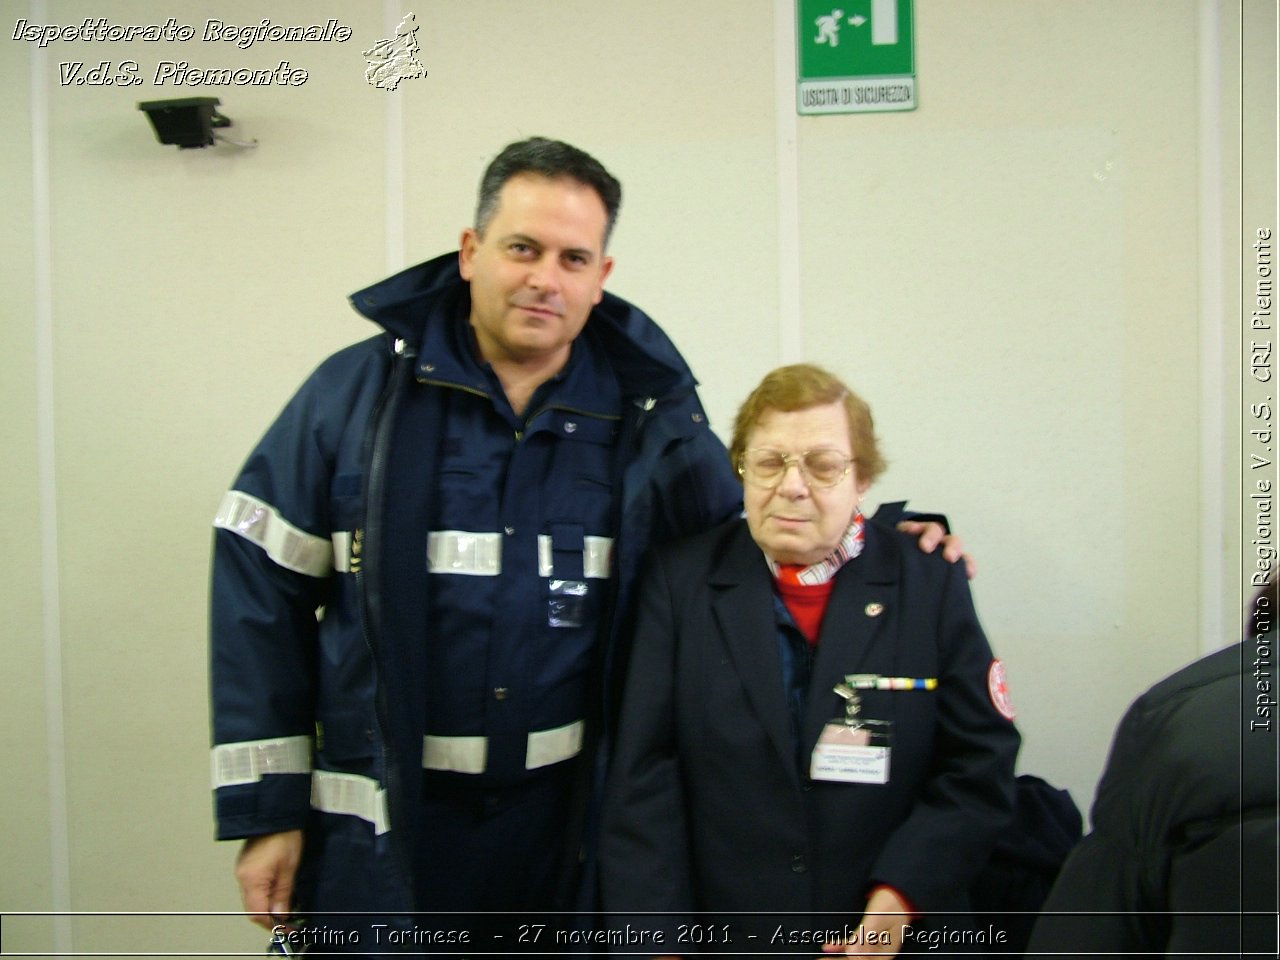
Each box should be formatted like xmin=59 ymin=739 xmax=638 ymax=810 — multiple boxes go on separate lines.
xmin=809 ymin=674 xmax=937 ymax=785
xmin=547 ymin=522 xmax=588 ymax=628
xmin=548 ymin=578 xmax=588 ymax=627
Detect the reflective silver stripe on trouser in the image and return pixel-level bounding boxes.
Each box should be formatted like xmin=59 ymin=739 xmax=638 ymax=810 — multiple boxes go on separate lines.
xmin=422 ymin=735 xmax=488 ymax=774
xmin=213 ymin=491 xmax=332 ymax=578
xmin=422 ymin=719 xmax=586 ymax=774
xmin=211 ymin=736 xmax=313 ymax=788
xmin=425 ymin=531 xmax=614 ymax=578
xmin=311 ymin=770 xmax=390 ymax=835
xmin=526 ymin=720 xmax=586 ymax=769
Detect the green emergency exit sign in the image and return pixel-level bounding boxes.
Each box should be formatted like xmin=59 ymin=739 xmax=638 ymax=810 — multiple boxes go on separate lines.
xmin=797 ymin=0 xmax=916 ymax=115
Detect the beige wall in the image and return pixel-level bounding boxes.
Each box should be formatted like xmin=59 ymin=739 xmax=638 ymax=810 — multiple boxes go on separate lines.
xmin=3 ymin=0 xmax=1274 ymax=953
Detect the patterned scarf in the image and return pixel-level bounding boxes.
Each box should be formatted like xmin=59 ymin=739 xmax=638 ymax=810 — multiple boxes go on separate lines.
xmin=768 ymin=510 xmax=866 ymax=645
xmin=767 ymin=508 xmax=866 ymax=585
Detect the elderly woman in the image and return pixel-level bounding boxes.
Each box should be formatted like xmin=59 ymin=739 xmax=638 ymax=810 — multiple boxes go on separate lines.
xmin=600 ymin=364 xmax=1020 ymax=956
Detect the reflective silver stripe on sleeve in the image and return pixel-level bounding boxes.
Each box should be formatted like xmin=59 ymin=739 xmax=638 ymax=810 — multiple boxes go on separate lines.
xmin=427 ymin=531 xmax=502 ymax=576
xmin=331 ymin=531 xmax=352 ymax=574
xmin=422 ymin=734 xmax=488 ymax=774
xmin=211 ymin=736 xmax=312 ymax=789
xmin=421 ymin=720 xmax=585 ymax=774
xmin=311 ymin=770 xmax=389 ymax=835
xmin=526 ymin=719 xmax=585 ymax=770
xmin=214 ymin=491 xmax=332 ymax=578
xmin=536 ymin=535 xmax=614 ymax=579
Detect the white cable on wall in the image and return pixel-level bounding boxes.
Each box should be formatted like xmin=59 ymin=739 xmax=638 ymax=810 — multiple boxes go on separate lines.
xmin=30 ymin=0 xmax=73 ymax=951
xmin=383 ymin=1 xmax=407 ymax=272
xmin=774 ymin=0 xmax=804 ymax=364
xmin=1198 ymin=0 xmax=1227 ymax=656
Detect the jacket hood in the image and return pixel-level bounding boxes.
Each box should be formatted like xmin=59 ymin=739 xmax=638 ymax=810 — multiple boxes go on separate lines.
xmin=348 ymin=252 xmax=699 ymax=402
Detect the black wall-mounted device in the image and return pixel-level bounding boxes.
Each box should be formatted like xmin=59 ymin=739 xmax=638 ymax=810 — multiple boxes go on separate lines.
xmin=137 ymin=97 xmax=230 ymax=149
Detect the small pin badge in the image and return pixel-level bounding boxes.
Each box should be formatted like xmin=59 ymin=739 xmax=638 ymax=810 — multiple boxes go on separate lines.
xmin=864 ymin=602 xmax=885 ymax=617
xmin=564 ymin=422 xmax=578 ymax=433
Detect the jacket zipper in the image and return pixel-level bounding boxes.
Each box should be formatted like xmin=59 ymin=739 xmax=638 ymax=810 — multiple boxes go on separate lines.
xmin=357 ymin=336 xmax=416 ymax=909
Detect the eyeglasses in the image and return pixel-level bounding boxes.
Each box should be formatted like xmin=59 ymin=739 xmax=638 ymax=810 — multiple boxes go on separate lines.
xmin=737 ymin=448 xmax=854 ymax=489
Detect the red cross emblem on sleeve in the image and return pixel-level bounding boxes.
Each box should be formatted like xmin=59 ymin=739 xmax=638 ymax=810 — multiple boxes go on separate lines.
xmin=988 ymin=659 xmax=1016 ymax=721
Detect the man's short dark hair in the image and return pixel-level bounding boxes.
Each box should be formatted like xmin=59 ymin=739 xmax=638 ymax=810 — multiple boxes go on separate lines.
xmin=474 ymin=137 xmax=622 ymax=247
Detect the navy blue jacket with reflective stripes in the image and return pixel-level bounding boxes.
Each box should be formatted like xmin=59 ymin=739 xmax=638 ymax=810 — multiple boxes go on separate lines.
xmin=209 ymin=252 xmax=745 ymax=923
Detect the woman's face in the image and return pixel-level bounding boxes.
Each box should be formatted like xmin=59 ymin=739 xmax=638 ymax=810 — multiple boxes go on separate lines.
xmin=741 ymin=402 xmax=869 ymax=566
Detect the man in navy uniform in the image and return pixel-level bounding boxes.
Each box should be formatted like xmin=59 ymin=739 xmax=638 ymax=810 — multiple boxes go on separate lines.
xmin=209 ymin=137 xmax=962 ymax=944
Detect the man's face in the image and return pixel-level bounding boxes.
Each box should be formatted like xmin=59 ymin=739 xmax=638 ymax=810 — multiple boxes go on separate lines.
xmin=742 ymin=402 xmax=869 ymax=566
xmin=459 ymin=173 xmax=614 ymax=368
